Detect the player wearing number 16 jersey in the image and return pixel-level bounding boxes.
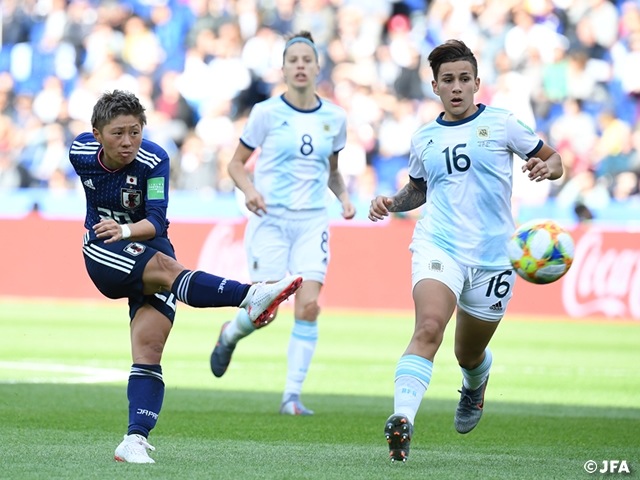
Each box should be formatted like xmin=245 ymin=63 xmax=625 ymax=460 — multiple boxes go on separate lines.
xmin=369 ymin=40 xmax=564 ymax=462
xmin=210 ymin=31 xmax=356 ymax=416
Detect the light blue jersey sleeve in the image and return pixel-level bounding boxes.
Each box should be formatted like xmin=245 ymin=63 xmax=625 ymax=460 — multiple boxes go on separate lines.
xmin=240 ymin=102 xmax=269 ymax=150
xmin=408 ymin=126 xmax=429 ymax=180
xmin=333 ymin=113 xmax=347 ymax=153
xmin=505 ymin=113 xmax=543 ymax=160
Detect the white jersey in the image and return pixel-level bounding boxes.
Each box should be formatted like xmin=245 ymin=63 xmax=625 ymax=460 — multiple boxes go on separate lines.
xmin=408 ymin=104 xmax=543 ymax=269
xmin=241 ymin=94 xmax=347 ymax=210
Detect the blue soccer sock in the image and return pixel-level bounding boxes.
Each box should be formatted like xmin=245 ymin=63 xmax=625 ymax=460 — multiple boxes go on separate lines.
xmin=394 ymin=355 xmax=432 ymax=425
xmin=171 ymin=270 xmax=251 ymax=308
xmin=461 ymin=348 xmax=492 ymax=391
xmin=283 ymin=319 xmax=318 ymax=400
xmin=127 ymin=364 xmax=164 ymax=438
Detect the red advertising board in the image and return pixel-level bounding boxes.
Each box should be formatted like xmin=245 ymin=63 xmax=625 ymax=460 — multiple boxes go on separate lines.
xmin=2 ymin=215 xmax=639 ymax=321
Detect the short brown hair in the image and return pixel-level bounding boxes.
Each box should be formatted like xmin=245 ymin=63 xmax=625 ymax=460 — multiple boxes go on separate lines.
xmin=91 ymin=90 xmax=147 ymax=132
xmin=428 ymin=39 xmax=478 ymax=81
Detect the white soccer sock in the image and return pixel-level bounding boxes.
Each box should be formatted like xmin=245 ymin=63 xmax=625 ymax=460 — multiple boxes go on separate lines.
xmin=222 ymin=309 xmax=255 ymax=345
xmin=394 ymin=355 xmax=432 ymax=425
xmin=461 ymin=347 xmax=492 ymax=390
xmin=283 ymin=319 xmax=318 ymax=401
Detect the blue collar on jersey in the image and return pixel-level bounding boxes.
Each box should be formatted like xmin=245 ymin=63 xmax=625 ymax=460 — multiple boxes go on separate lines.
xmin=280 ymin=94 xmax=322 ymax=113
xmin=436 ymin=103 xmax=486 ymax=126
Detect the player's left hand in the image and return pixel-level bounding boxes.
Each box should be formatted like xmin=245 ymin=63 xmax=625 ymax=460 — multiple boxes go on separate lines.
xmin=522 ymin=157 xmax=551 ymax=182
xmin=93 ymin=218 xmax=123 ymax=243
xmin=342 ymin=201 xmax=356 ymax=220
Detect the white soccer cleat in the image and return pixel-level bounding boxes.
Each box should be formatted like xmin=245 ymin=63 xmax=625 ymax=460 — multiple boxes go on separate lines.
xmin=114 ymin=434 xmax=156 ymax=464
xmin=239 ymin=275 xmax=303 ymax=328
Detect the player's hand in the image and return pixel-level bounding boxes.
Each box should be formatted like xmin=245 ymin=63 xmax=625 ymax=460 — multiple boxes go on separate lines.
xmin=93 ymin=218 xmax=124 ymax=244
xmin=244 ymin=187 xmax=267 ymax=216
xmin=522 ymin=157 xmax=551 ymax=182
xmin=341 ymin=201 xmax=356 ymax=220
xmin=368 ymin=196 xmax=393 ymax=222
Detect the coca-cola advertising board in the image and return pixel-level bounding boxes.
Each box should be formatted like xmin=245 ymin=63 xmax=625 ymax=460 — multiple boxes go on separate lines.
xmin=1 ymin=216 xmax=639 ymax=321
xmin=514 ymin=225 xmax=640 ymax=320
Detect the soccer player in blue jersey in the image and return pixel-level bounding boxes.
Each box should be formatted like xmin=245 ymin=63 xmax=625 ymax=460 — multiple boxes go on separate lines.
xmin=368 ymin=40 xmax=564 ymax=462
xmin=69 ymin=90 xmax=302 ymax=463
xmin=210 ymin=31 xmax=356 ymax=415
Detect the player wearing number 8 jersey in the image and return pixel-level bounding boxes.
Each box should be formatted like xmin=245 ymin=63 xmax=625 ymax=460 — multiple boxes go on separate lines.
xmin=210 ymin=31 xmax=356 ymax=416
xmin=369 ymin=40 xmax=563 ymax=462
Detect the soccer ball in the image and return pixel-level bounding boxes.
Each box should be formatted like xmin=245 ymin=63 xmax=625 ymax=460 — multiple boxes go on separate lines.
xmin=507 ymin=219 xmax=574 ymax=284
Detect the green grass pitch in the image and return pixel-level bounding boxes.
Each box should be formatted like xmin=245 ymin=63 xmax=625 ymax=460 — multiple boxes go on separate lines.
xmin=0 ymin=299 xmax=638 ymax=479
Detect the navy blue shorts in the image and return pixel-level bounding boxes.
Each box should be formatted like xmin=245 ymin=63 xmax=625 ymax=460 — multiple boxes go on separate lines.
xmin=83 ymin=235 xmax=178 ymax=323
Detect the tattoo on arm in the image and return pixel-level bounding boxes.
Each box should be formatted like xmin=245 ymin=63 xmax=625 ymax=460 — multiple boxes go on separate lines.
xmin=389 ymin=181 xmax=427 ymax=212
xmin=328 ymin=169 xmax=347 ymax=199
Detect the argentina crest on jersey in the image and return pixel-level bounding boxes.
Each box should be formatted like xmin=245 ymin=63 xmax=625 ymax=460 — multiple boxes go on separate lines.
xmin=121 ymin=188 xmax=142 ymax=210
xmin=476 ymin=125 xmax=491 ymax=147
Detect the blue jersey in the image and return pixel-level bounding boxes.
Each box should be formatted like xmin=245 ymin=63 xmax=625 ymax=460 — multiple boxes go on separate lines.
xmin=69 ymin=132 xmax=171 ymax=241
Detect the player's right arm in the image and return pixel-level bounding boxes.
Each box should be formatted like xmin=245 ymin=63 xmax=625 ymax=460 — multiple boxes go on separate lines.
xmin=368 ymin=177 xmax=427 ymax=222
xmin=227 ymin=142 xmax=267 ymax=216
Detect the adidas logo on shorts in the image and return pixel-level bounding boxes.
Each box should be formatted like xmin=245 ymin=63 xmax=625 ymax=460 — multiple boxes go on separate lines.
xmin=489 ymin=301 xmax=503 ymax=311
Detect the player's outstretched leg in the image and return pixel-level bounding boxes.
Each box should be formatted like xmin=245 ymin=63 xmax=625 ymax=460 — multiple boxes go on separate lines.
xmin=114 ymin=434 xmax=156 ymax=463
xmin=454 ymin=375 xmax=489 ymax=434
xmin=279 ymin=393 xmax=314 ymax=415
xmin=240 ymin=275 xmax=303 ymax=327
xmin=384 ymin=413 xmax=413 ymax=462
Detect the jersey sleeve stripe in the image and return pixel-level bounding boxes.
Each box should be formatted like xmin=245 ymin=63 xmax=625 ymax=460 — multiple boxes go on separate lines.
xmin=71 ymin=140 xmax=100 ymax=148
xmin=70 ymin=144 xmax=100 ymax=155
xmin=526 ymin=139 xmax=544 ymax=158
xmin=136 ymin=148 xmax=162 ymax=168
xmin=239 ymin=138 xmax=256 ymax=150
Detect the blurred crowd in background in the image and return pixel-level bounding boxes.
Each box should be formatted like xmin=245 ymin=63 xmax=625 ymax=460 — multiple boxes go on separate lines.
xmin=1 ymin=0 xmax=640 ymax=215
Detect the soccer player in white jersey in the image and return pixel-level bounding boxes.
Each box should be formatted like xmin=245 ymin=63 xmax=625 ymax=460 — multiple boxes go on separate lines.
xmin=69 ymin=90 xmax=302 ymax=463
xmin=210 ymin=31 xmax=356 ymax=415
xmin=369 ymin=40 xmax=563 ymax=462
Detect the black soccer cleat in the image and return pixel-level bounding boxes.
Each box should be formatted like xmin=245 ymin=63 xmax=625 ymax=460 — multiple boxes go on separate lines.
xmin=210 ymin=321 xmax=236 ymax=378
xmin=454 ymin=375 xmax=489 ymax=434
xmin=384 ymin=413 xmax=413 ymax=462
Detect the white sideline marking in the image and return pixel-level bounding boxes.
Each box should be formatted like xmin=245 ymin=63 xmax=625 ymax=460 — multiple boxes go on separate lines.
xmin=0 ymin=361 xmax=129 ymax=384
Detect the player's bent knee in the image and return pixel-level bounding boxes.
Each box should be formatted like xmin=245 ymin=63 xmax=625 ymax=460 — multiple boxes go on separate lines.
xmin=300 ymin=301 xmax=320 ymax=321
xmin=412 ymin=317 xmax=446 ymax=347
xmin=303 ymin=300 xmax=320 ymax=319
xmin=153 ymin=251 xmax=184 ymax=272
xmin=143 ymin=252 xmax=184 ymax=291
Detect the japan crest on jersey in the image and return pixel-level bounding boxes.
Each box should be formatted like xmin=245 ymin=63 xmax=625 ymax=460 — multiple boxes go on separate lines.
xmin=121 ymin=188 xmax=142 ymax=210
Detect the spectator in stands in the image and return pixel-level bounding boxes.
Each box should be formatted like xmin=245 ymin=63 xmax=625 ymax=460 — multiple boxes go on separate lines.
xmin=0 ymin=0 xmax=638 ymax=224
xmin=592 ymin=110 xmax=634 ymax=178
xmin=549 ymin=97 xmax=598 ymax=167
xmin=610 ymin=171 xmax=639 ymax=201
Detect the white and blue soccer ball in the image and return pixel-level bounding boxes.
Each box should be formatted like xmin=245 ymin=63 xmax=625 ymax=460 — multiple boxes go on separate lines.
xmin=507 ymin=219 xmax=575 ymax=284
